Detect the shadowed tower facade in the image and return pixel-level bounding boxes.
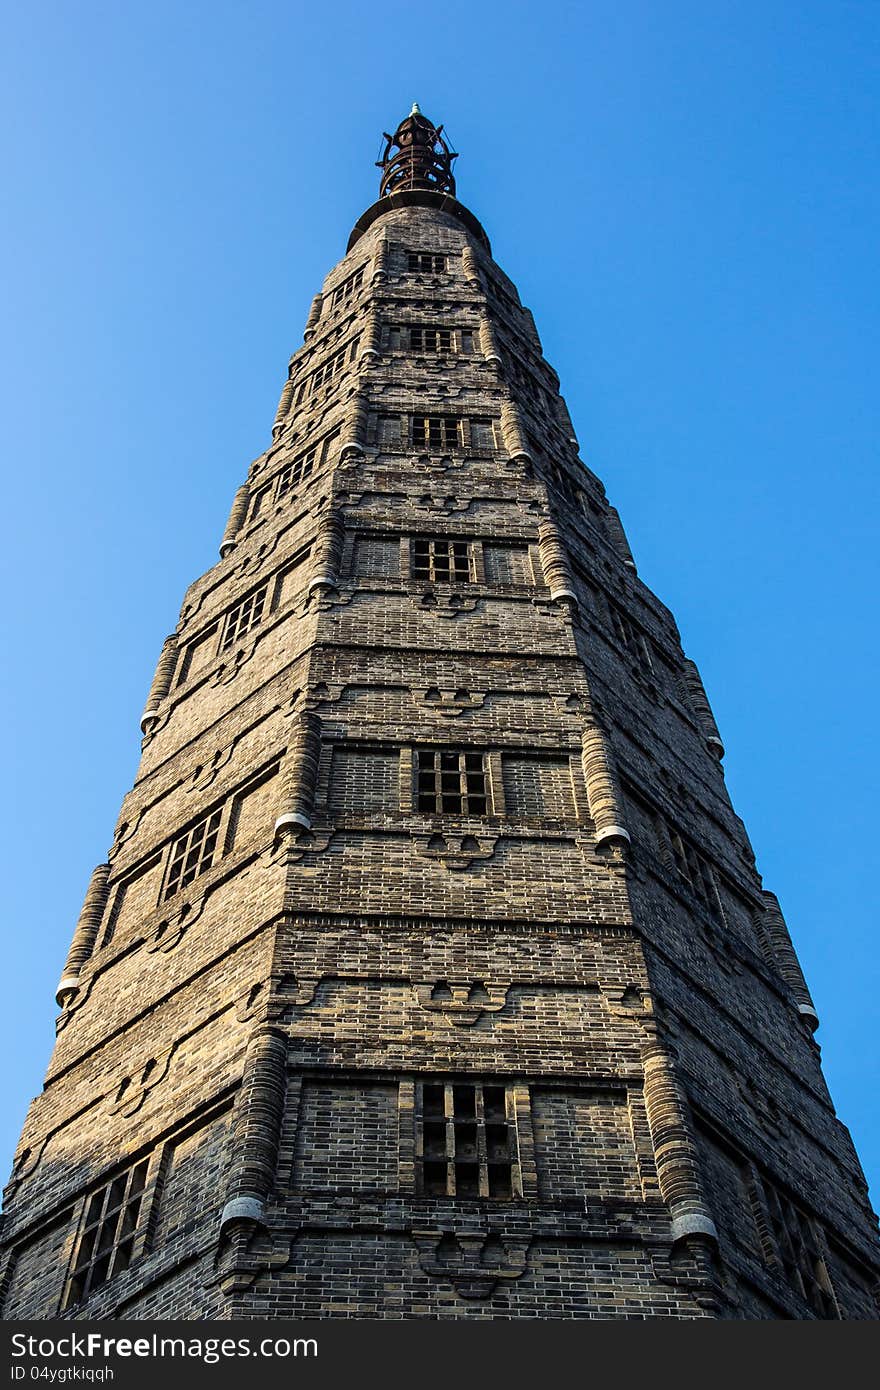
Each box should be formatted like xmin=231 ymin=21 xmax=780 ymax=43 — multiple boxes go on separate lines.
xmin=2 ymin=108 xmax=878 ymax=1321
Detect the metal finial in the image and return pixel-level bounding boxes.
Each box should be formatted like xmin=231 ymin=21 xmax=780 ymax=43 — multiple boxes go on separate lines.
xmin=376 ymin=107 xmax=458 ymax=198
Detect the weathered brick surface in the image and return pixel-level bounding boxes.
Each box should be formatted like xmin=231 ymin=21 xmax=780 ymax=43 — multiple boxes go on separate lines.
xmin=1 ymin=143 xmax=878 ymax=1323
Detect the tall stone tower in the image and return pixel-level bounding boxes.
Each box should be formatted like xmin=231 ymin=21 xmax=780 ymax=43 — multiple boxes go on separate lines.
xmin=2 ymin=108 xmax=878 ymax=1322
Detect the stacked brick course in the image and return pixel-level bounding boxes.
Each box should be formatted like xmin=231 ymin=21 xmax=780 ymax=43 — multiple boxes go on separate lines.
xmin=1 ymin=109 xmax=878 ymax=1320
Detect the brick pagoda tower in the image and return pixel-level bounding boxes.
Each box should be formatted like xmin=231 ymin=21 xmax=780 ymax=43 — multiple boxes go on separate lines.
xmin=2 ymin=107 xmax=878 ymax=1321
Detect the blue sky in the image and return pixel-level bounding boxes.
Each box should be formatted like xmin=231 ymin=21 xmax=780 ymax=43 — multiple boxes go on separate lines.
xmin=1 ymin=1 xmax=878 ymax=1207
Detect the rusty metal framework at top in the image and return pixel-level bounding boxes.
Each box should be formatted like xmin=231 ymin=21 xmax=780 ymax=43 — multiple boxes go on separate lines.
xmin=377 ymin=105 xmax=458 ymax=199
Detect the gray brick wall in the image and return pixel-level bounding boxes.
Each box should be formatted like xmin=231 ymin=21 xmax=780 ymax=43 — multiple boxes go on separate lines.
xmin=1 ymin=184 xmax=878 ymax=1323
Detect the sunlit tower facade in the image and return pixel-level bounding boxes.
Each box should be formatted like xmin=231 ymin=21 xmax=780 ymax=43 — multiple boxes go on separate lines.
xmin=2 ymin=108 xmax=878 ymax=1320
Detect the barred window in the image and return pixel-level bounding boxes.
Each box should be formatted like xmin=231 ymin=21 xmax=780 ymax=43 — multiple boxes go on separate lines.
xmin=416 ymin=748 xmax=488 ymax=815
xmin=389 ymin=324 xmax=473 ymax=355
xmin=295 ymin=339 xmax=359 ymax=403
xmin=330 ymin=265 xmax=365 ymax=308
xmin=410 ymin=325 xmax=453 ymax=353
xmin=412 ymin=414 xmax=462 ymax=450
xmin=487 ymin=275 xmax=520 ymax=312
xmin=419 ymin=1080 xmax=514 ymax=1198
xmin=221 ymin=584 xmax=267 ymax=651
xmin=504 ymin=352 xmax=550 ymax=409
xmin=756 ymin=1180 xmax=838 ymax=1318
xmin=533 ymin=447 xmax=588 ymax=513
xmin=668 ymin=827 xmax=719 ymax=914
xmin=610 ymin=603 xmax=654 ymax=672
xmin=276 ymin=447 xmax=317 ymax=499
xmin=63 ymin=1159 xmax=150 ymax=1308
xmin=275 ymin=428 xmax=340 ymax=501
xmin=412 ymin=537 xmax=472 ymax=582
xmin=164 ymin=808 xmax=223 ymax=900
xmin=408 ymin=252 xmax=446 ymax=274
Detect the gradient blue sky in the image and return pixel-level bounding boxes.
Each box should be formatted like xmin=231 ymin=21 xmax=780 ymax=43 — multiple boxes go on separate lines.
xmin=1 ymin=2 xmax=878 ymax=1204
